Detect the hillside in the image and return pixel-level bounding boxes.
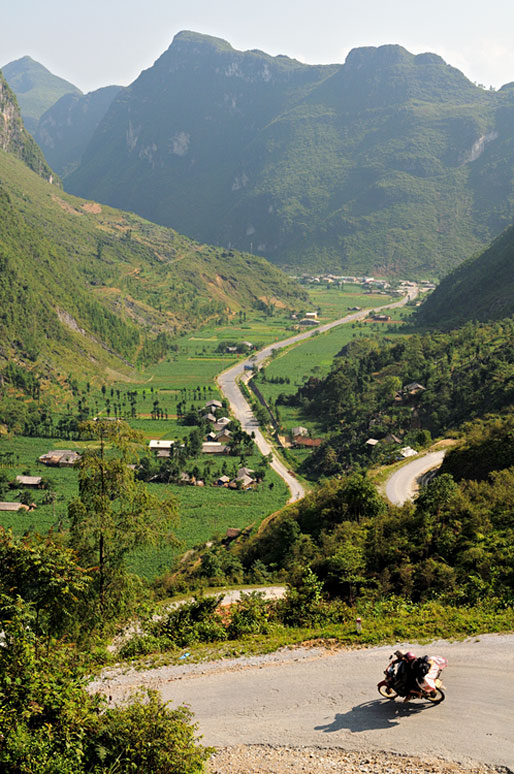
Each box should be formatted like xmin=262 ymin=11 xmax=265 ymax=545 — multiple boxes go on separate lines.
xmin=0 ymin=150 xmax=304 ymax=376
xmin=0 ymin=81 xmax=305 ymax=417
xmin=63 ymin=31 xmax=514 ymax=276
xmin=35 ymin=85 xmax=123 ymax=176
xmin=275 ymin=316 xmax=514 ymax=478
xmin=418 ymin=222 xmax=514 ymax=326
xmin=2 ymin=55 xmax=81 ymax=134
xmin=0 ymin=72 xmax=55 ymax=182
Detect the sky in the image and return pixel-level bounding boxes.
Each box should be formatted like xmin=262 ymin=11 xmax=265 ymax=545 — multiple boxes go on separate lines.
xmin=3 ymin=0 xmax=514 ymax=93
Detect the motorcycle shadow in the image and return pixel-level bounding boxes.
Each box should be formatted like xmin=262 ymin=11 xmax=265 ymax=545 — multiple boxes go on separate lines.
xmin=315 ymin=698 xmax=432 ymax=734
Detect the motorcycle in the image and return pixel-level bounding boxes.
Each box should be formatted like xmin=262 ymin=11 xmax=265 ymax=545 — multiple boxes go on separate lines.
xmin=377 ymin=652 xmax=448 ymax=704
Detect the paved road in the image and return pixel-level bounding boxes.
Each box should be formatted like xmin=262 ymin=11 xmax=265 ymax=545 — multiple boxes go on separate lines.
xmin=385 ymin=451 xmax=446 ymax=506
xmin=94 ymin=633 xmax=514 ymax=769
xmin=218 ymin=290 xmax=417 ymax=502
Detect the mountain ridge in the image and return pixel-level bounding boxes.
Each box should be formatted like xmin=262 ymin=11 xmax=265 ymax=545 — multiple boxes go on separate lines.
xmin=1 ymin=55 xmax=81 ymax=134
xmin=65 ymin=31 xmax=514 ymax=276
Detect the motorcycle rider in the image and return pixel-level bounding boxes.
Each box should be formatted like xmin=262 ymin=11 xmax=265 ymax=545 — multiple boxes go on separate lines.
xmin=391 ymin=650 xmax=433 ymax=700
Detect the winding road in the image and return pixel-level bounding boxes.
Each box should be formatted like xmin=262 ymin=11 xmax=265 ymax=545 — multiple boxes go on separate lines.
xmin=94 ymin=633 xmax=514 ymax=769
xmin=385 ymin=450 xmax=446 ymax=506
xmin=218 ymin=289 xmax=418 ymax=502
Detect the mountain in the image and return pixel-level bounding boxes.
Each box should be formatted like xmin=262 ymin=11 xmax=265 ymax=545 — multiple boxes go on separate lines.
xmin=419 ymin=222 xmax=514 ymax=326
xmin=35 ymin=85 xmax=123 ymax=177
xmin=0 ymin=82 xmax=304 ymax=410
xmin=2 ymin=56 xmax=81 ymax=134
xmin=65 ymin=31 xmax=514 ymax=276
xmin=0 ymin=71 xmax=55 ymax=182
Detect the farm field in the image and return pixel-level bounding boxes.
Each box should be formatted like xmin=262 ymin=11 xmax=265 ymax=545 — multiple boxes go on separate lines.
xmin=255 ymin=305 xmax=415 ymax=466
xmin=0 ymin=435 xmax=289 ymax=580
xmin=0 ymin=285 xmax=401 ymax=576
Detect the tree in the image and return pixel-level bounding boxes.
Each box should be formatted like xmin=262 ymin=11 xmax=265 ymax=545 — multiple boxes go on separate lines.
xmin=68 ymin=421 xmax=177 ymax=618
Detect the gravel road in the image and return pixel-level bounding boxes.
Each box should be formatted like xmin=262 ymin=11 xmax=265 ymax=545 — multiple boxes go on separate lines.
xmin=92 ymin=633 xmax=514 ymax=771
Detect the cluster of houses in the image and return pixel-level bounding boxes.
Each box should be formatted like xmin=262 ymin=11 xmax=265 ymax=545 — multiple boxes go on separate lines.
xmin=148 ymin=400 xmax=233 ymax=459
xmin=365 ymin=436 xmax=418 ymax=460
xmin=215 ymin=466 xmax=257 ymax=490
xmin=202 ymin=399 xmax=232 ymax=453
xmin=301 ymin=273 xmax=392 ymax=290
xmin=290 ymin=310 xmax=320 ymax=327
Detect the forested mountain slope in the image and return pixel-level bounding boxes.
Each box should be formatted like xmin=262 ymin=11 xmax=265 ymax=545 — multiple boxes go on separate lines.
xmin=418 ymin=222 xmax=514 ymax=326
xmin=279 ymin=317 xmax=514 ymax=477
xmin=1 ymin=56 xmax=81 ymax=134
xmin=0 ymin=80 xmax=304 ymax=413
xmin=0 ymin=150 xmax=303 ymax=375
xmin=65 ymin=31 xmax=514 ymax=276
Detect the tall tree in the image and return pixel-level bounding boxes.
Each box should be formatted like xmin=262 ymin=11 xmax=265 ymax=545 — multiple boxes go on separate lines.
xmin=68 ymin=420 xmax=177 ymax=618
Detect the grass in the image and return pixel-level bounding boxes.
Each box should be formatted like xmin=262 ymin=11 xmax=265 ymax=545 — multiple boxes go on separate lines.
xmin=0 ymin=435 xmax=289 ymax=580
xmin=113 ymin=598 xmax=514 ymax=667
xmin=1 ymin=287 xmax=407 ymax=577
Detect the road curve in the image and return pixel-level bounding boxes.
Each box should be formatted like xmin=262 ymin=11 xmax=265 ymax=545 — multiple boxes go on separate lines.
xmin=93 ymin=633 xmax=514 ymax=769
xmin=385 ymin=451 xmax=446 ymax=506
xmin=218 ymin=290 xmax=417 ymax=502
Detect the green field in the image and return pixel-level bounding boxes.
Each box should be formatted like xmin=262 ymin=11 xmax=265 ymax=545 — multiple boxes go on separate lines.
xmin=0 ymin=434 xmax=289 ymax=579
xmin=0 ymin=285 xmax=404 ymax=576
xmin=255 ymin=304 xmax=414 ymax=465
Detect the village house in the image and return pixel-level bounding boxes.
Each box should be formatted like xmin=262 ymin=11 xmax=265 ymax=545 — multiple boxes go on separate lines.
xmin=216 ymin=475 xmax=231 ymax=487
xmin=148 ymin=440 xmax=176 ymax=458
xmin=201 ymin=442 xmax=229 ymax=454
xmin=212 ymin=417 xmax=231 ymax=432
xmin=0 ymin=502 xmax=30 ymax=512
xmin=203 ymin=412 xmax=217 ymax=424
xmin=15 ymin=475 xmax=42 ymax=487
xmin=365 ymin=438 xmax=379 ymax=448
xmin=397 ymin=446 xmax=418 ymax=459
xmin=229 ymin=474 xmax=255 ymax=490
xmin=203 ymin=399 xmax=222 ymax=410
xmin=215 ymin=428 xmax=232 ymax=443
xmin=38 ymin=450 xmax=81 ymax=467
xmin=299 ymin=318 xmax=319 ymax=326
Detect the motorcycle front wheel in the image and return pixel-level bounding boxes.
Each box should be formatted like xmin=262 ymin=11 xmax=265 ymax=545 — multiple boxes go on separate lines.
xmin=425 ymin=688 xmax=445 ymax=704
xmin=378 ymin=684 xmax=398 ymax=699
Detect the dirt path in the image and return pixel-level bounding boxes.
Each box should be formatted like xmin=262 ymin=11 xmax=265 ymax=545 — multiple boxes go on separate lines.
xmin=91 ymin=633 xmax=514 ymax=770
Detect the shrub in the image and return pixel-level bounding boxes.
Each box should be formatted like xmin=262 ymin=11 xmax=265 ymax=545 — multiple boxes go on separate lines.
xmin=227 ymin=592 xmax=270 ymax=638
xmin=90 ymin=690 xmax=212 ymax=774
xmin=156 ymin=595 xmax=227 ymax=646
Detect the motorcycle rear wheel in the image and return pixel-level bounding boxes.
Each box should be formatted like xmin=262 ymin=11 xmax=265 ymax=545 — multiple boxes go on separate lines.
xmin=425 ymin=688 xmax=445 ymax=704
xmin=378 ymin=684 xmax=398 ymax=699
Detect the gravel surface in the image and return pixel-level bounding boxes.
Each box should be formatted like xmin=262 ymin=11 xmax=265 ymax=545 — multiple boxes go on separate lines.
xmin=208 ymin=746 xmax=508 ymax=774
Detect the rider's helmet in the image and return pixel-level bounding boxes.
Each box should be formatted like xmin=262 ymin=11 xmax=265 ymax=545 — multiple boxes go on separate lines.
xmin=405 ymin=651 xmax=416 ymax=661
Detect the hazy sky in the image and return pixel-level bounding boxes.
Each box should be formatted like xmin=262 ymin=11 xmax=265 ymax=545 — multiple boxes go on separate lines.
xmin=3 ymin=0 xmax=514 ymax=93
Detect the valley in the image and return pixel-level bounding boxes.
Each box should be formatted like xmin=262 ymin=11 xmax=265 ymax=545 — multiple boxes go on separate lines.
xmin=1 ymin=18 xmax=514 ymax=774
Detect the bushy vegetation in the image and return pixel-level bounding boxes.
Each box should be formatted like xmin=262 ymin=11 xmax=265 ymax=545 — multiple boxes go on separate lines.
xmin=281 ymin=316 xmax=514 ymax=477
